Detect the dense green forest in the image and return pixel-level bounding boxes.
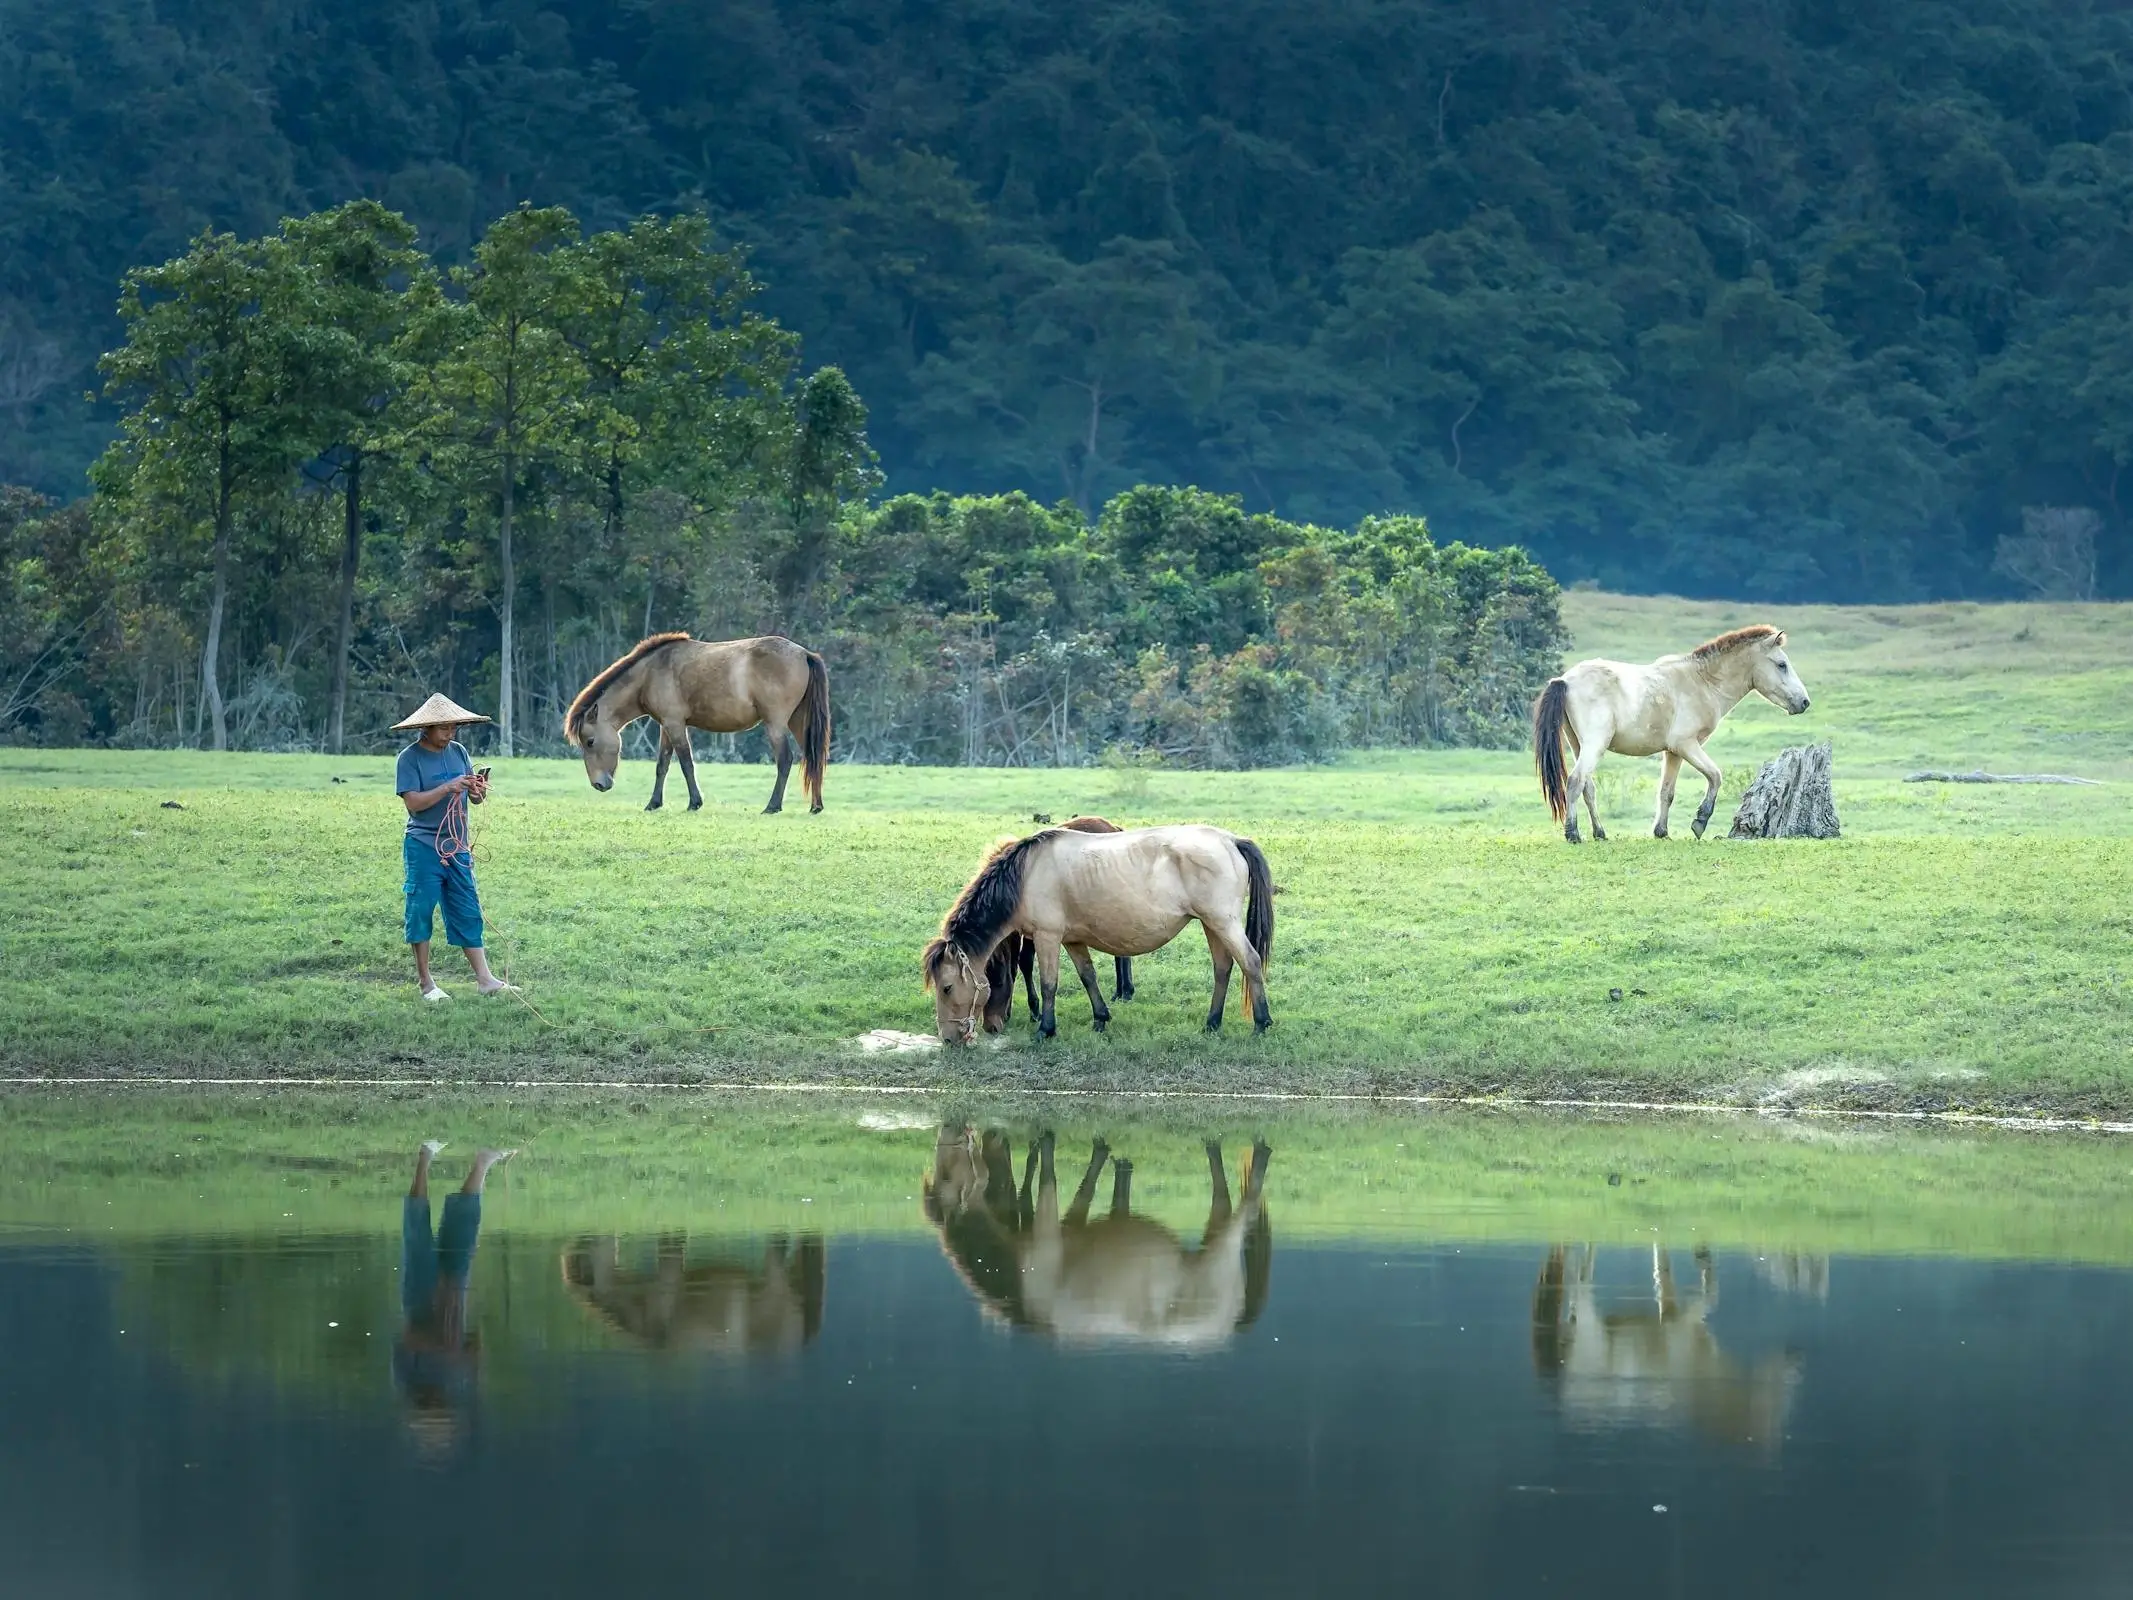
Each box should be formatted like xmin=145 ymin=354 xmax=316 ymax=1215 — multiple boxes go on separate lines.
xmin=4 ymin=0 xmax=2133 ymax=604
xmin=1 ymin=198 xmax=1561 ymax=761
xmin=3 ymin=0 xmax=2130 ymax=758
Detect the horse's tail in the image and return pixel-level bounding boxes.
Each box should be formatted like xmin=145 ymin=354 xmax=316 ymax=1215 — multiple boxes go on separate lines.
xmin=1236 ymin=836 xmax=1274 ymax=966
xmin=1533 ymin=677 xmax=1571 ymax=822
xmin=797 ymin=650 xmax=830 ymax=811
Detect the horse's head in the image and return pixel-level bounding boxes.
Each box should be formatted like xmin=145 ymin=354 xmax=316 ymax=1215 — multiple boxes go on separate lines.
xmin=573 ymin=701 xmax=621 ymax=791
xmin=921 ymin=1124 xmax=988 ymax=1221
xmin=1749 ymin=631 xmax=1811 ymax=715
xmin=922 ymin=938 xmax=990 ymax=1046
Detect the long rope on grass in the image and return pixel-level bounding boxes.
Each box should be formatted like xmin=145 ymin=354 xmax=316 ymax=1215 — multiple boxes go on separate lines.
xmin=436 ymin=780 xmax=552 ymax=1028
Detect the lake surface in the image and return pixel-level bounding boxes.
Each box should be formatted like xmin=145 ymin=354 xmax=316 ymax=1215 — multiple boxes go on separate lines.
xmin=2 ymin=1091 xmax=2130 ymax=1598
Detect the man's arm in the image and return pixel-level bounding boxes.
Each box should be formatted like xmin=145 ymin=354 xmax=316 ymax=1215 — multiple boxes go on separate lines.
xmin=401 ymin=774 xmax=469 ymax=815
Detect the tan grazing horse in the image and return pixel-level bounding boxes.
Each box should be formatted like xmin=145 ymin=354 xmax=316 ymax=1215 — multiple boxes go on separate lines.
xmin=923 ymin=1126 xmax=1273 ymax=1347
xmin=923 ymin=823 xmax=1273 ymax=1042
xmin=560 ymin=1233 xmax=825 ymax=1356
xmin=1531 ymin=1243 xmax=1802 ymax=1451
xmin=565 ymin=632 xmax=829 ymax=814
xmin=983 ymin=816 xmax=1134 ymax=1032
xmin=1532 ymin=624 xmax=1811 ymax=842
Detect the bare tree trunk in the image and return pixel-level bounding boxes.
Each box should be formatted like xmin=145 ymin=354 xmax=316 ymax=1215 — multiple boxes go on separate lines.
xmin=202 ymin=453 xmax=232 ymax=751
xmin=498 ymin=454 xmax=516 ymax=756
xmin=330 ymin=453 xmax=360 ymax=755
xmin=544 ymin=580 xmax=559 ymax=737
xmin=1729 ymin=743 xmax=1841 ymax=839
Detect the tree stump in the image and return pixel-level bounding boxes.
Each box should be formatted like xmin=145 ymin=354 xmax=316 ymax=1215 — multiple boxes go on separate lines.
xmin=1728 ymin=742 xmax=1840 ymax=839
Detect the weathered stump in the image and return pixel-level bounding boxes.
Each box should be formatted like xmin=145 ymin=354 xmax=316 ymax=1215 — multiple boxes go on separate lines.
xmin=1728 ymin=742 xmax=1840 ymax=839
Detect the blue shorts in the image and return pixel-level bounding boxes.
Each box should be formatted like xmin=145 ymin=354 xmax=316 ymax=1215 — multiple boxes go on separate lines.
xmin=401 ymin=1192 xmax=482 ymax=1318
xmin=403 ymin=834 xmax=483 ymax=948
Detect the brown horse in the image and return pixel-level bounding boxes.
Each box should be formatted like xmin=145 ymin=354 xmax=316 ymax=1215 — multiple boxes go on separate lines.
xmin=922 ymin=1126 xmax=1272 ymax=1347
xmin=565 ymin=633 xmax=829 ymax=814
xmin=560 ymin=1233 xmax=825 ymax=1356
xmin=925 ymin=823 xmax=1273 ymax=1043
xmin=983 ymin=817 xmax=1135 ymax=1032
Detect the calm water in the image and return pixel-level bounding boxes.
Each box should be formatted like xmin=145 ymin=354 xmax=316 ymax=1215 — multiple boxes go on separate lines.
xmin=2 ymin=1100 xmax=2130 ymax=1598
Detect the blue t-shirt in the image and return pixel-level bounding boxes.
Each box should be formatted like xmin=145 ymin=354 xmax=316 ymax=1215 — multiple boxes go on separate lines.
xmin=395 ymin=740 xmax=472 ymax=838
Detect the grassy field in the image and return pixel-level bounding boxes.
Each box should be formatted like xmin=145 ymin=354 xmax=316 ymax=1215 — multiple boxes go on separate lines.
xmin=1 ymin=593 xmax=2127 ymax=1113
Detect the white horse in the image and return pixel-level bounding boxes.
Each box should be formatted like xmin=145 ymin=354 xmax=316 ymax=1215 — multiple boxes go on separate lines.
xmin=1531 ymin=624 xmax=1811 ymax=842
xmin=1532 ymin=1243 xmax=1802 ymax=1450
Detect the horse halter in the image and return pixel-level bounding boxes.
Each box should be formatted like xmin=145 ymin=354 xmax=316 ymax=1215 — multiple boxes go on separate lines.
xmin=943 ymin=948 xmax=983 ymax=1044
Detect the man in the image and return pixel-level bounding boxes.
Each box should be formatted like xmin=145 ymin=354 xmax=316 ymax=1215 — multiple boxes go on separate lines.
xmin=392 ymin=692 xmax=516 ymax=1001
xmin=394 ymin=1139 xmax=515 ymax=1449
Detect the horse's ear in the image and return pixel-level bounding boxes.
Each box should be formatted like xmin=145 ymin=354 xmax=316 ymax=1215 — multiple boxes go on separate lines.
xmin=1773 ymin=630 xmax=1787 ymax=647
xmin=921 ymin=937 xmax=946 ymax=990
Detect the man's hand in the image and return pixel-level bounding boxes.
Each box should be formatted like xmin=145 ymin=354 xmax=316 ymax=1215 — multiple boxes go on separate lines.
xmin=467 ymin=770 xmax=490 ymax=804
xmin=402 ymin=772 xmax=475 ymax=816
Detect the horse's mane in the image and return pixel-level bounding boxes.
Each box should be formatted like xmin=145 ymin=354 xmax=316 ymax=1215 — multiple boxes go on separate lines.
xmin=564 ymin=632 xmax=692 ymax=743
xmin=1690 ymin=624 xmax=1780 ymax=661
xmin=924 ymin=831 xmax=1057 ymax=983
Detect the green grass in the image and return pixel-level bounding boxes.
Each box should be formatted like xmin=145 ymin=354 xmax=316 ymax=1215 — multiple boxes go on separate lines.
xmin=7 ymin=1086 xmax=2131 ymax=1261
xmin=15 ymin=1086 xmax=2130 ymax=1408
xmin=1 ymin=595 xmax=2128 ymax=1112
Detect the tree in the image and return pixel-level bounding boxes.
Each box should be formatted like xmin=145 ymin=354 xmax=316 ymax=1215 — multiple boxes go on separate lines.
xmin=1996 ymin=506 xmax=2100 ymax=600
xmin=551 ymin=213 xmax=796 ymax=623
xmin=403 ymin=206 xmax=585 ymax=755
xmin=94 ymin=229 xmax=327 ymax=750
xmin=768 ymin=365 xmax=877 ymax=616
xmin=279 ymin=200 xmax=427 ymax=754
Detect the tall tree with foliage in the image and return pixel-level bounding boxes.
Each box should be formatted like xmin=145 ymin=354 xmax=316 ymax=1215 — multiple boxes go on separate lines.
xmin=279 ymin=200 xmax=427 ymax=754
xmin=403 ymin=206 xmax=585 ymax=755
xmin=551 ymin=214 xmax=798 ymax=628
xmin=93 ymin=229 xmax=329 ymax=749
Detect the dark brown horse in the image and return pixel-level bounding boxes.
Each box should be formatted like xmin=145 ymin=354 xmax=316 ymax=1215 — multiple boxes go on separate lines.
xmin=565 ymin=633 xmax=829 ymax=814
xmin=982 ymin=817 xmax=1135 ymax=1032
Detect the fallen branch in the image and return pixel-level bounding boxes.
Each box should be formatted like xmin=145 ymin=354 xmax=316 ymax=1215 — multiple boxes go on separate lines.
xmin=1903 ymin=770 xmax=2101 ymax=785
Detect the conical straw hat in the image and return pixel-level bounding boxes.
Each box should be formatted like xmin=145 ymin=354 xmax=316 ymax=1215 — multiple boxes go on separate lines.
xmin=391 ymin=692 xmax=493 ymax=731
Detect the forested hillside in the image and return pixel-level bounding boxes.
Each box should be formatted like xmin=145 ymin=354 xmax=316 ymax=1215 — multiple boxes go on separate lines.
xmin=5 ymin=0 xmax=2133 ymax=602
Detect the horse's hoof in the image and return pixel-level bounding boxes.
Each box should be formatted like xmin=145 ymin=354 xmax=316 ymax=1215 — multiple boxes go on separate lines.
xmin=687 ymin=799 xmax=703 ymax=812
xmin=644 ymin=800 xmax=662 ymax=813
xmin=762 ymin=804 xmax=782 ymax=815
xmin=810 ymin=802 xmax=823 ymax=814
xmin=1692 ymin=817 xmax=1710 ymax=839
xmin=1564 ymin=830 xmax=1582 ymax=844
xmin=1653 ymin=826 xmax=1667 ymax=839
xmin=1254 ymin=1019 xmax=1272 ymax=1035
xmin=1204 ymin=1018 xmax=1223 ymax=1034
xmin=1592 ymin=827 xmax=1608 ymax=841
xmin=1092 ymin=1016 xmax=1108 ymax=1033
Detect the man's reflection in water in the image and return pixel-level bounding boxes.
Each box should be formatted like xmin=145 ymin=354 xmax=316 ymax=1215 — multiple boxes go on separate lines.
xmin=1531 ymin=1243 xmax=1806 ymax=1451
xmin=559 ymin=1235 xmax=825 ymax=1355
xmin=394 ymin=1141 xmax=514 ymax=1449
xmin=923 ymin=1127 xmax=1272 ymax=1347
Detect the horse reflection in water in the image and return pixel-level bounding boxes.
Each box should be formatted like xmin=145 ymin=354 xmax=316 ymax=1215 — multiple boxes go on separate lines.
xmin=1532 ymin=1244 xmax=1806 ymax=1451
xmin=560 ymin=1235 xmax=825 ymax=1356
xmin=923 ymin=1127 xmax=1272 ymax=1346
